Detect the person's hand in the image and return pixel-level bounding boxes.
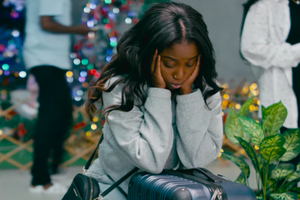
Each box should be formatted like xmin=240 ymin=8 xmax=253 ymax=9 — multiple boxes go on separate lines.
xmin=179 ymin=55 xmax=201 ymax=95
xmin=151 ymin=50 xmax=166 ymax=89
xmin=74 ymin=24 xmax=91 ymax=35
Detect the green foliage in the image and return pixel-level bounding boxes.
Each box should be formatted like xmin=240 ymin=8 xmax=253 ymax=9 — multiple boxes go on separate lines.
xmin=262 ymin=102 xmax=287 ymax=136
xmin=222 ymin=153 xmax=250 ymax=178
xmin=224 ymin=100 xmax=300 ymax=200
xmin=270 ymin=193 xmax=297 ymax=200
xmin=236 ymin=172 xmax=247 ymax=185
xmin=238 ymin=116 xmax=265 ymax=146
xmin=225 ymin=108 xmax=250 ymax=144
xmin=281 ymin=129 xmax=300 ymax=162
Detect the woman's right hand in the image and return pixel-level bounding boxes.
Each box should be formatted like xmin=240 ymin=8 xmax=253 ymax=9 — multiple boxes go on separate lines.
xmin=151 ymin=50 xmax=166 ymax=89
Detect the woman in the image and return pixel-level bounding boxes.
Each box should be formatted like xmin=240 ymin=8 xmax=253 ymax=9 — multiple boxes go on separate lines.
xmin=85 ymin=2 xmax=223 ymax=199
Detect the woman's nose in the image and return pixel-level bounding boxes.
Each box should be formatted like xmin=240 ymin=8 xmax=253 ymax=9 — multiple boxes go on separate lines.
xmin=173 ymin=69 xmax=184 ymax=80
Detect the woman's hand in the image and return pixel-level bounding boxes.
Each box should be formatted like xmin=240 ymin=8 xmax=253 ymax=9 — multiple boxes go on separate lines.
xmin=179 ymin=55 xmax=201 ymax=95
xmin=151 ymin=50 xmax=166 ymax=89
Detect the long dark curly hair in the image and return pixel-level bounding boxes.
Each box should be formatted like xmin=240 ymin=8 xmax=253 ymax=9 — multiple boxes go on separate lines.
xmin=86 ymin=2 xmax=221 ymax=119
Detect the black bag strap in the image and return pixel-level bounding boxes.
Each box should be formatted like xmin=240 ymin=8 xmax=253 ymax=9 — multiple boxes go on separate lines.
xmin=83 ymin=134 xmax=104 ymax=172
xmin=82 ymin=134 xmax=138 ymax=198
xmin=100 ymin=167 xmax=139 ymax=198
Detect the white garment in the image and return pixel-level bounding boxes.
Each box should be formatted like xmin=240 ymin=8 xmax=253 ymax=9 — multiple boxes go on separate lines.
xmin=241 ymin=0 xmax=300 ymax=128
xmin=23 ymin=0 xmax=72 ymax=70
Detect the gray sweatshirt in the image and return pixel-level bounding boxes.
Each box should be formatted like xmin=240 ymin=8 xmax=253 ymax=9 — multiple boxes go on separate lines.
xmin=86 ymin=76 xmax=223 ymax=193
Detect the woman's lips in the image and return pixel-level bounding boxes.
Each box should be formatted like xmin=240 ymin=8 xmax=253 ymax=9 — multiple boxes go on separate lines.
xmin=168 ymin=83 xmax=182 ymax=89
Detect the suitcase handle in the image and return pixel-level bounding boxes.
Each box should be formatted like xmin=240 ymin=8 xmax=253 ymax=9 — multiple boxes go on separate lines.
xmin=178 ymin=168 xmax=221 ymax=183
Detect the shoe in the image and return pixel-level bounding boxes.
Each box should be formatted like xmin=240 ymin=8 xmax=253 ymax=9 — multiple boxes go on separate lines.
xmin=43 ymin=182 xmax=67 ymax=194
xmin=28 ymin=182 xmax=67 ymax=194
xmin=29 ymin=185 xmax=44 ymax=193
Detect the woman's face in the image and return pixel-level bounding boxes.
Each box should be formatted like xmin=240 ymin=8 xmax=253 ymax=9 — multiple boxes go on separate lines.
xmin=159 ymin=41 xmax=200 ymax=90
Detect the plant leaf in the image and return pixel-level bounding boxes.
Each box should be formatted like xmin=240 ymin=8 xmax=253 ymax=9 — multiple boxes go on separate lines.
xmin=260 ymin=135 xmax=285 ymax=149
xmin=287 ymin=171 xmax=300 ymax=182
xmin=271 ymin=163 xmax=294 ymax=181
xmin=297 ymin=162 xmax=300 ymax=172
xmin=263 ymin=102 xmax=283 ymax=119
xmin=239 ymin=96 xmax=254 ymax=116
xmin=260 ymin=146 xmax=286 ymax=164
xmin=256 ymin=196 xmax=263 ymax=200
xmin=263 ymin=102 xmax=287 ymax=136
xmin=222 ymin=153 xmax=250 ymax=178
xmin=238 ymin=115 xmax=265 ymax=146
xmin=235 ymin=136 xmax=260 ymax=173
xmin=271 ymin=192 xmax=298 ymax=200
xmin=268 ymin=179 xmax=277 ymax=193
xmin=235 ymin=172 xmax=247 ymax=185
xmin=261 ymin=105 xmax=267 ymax=120
xmin=281 ymin=129 xmax=300 ymax=162
xmin=283 ymin=177 xmax=300 ymax=192
xmin=257 ymin=155 xmax=266 ymax=172
xmin=225 ymin=108 xmax=250 ymax=144
xmin=291 ymin=187 xmax=300 ymax=195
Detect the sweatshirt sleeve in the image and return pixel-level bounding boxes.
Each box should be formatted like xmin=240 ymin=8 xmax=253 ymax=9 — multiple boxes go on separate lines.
xmin=175 ymin=89 xmax=223 ymax=169
xmin=241 ymin=2 xmax=300 ymax=69
xmin=103 ymin=83 xmax=173 ymax=174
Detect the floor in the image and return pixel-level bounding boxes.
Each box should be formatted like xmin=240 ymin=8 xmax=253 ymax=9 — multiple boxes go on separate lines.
xmin=0 ymin=159 xmax=257 ymax=200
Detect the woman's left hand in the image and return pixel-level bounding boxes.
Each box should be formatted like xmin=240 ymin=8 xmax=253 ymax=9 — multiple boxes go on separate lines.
xmin=180 ymin=55 xmax=201 ymax=95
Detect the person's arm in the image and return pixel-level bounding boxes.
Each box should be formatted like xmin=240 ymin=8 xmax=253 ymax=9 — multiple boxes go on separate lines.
xmin=175 ymin=90 xmax=223 ymax=169
xmin=40 ymin=16 xmax=90 ymax=35
xmin=38 ymin=0 xmax=90 ymax=35
xmin=102 ymin=78 xmax=174 ymax=174
xmin=241 ymin=2 xmax=300 ymax=69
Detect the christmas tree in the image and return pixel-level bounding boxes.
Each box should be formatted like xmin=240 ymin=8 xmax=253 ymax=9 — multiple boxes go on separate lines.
xmin=0 ymin=0 xmax=27 ymax=92
xmin=69 ymin=0 xmax=143 ymax=107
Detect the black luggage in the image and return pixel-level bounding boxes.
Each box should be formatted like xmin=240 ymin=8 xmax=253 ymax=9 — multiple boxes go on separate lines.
xmin=127 ymin=168 xmax=256 ymax=200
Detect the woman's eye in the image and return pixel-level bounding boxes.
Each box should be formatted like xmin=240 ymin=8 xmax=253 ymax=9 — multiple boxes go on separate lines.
xmin=186 ymin=63 xmax=195 ymax=67
xmin=163 ymin=63 xmax=174 ymax=68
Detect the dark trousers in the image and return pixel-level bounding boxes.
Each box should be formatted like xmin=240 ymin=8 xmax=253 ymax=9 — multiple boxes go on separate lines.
xmin=281 ymin=66 xmax=300 ymax=167
xmin=30 ymin=66 xmax=73 ymax=186
xmin=293 ymin=66 xmax=300 ymax=127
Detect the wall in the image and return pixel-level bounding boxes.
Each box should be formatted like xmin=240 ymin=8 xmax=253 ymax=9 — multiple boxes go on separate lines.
xmin=177 ymin=0 xmax=254 ymax=83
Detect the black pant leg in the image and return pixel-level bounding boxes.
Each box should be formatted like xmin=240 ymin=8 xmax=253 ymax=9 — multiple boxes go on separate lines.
xmin=30 ymin=66 xmax=73 ymax=185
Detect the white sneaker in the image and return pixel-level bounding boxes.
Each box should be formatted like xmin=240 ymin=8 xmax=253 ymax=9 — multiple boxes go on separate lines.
xmin=29 ymin=185 xmax=44 ymax=193
xmin=43 ymin=182 xmax=68 ymax=194
xmin=29 ymin=183 xmax=67 ymax=194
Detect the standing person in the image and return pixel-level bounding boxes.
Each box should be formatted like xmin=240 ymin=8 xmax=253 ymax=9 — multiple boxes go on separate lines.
xmin=84 ymin=2 xmax=223 ymax=199
xmin=241 ymin=0 xmax=300 ymax=164
xmin=23 ymin=0 xmax=90 ymax=194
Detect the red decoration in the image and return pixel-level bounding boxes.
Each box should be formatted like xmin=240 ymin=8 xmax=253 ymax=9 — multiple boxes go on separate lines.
xmin=73 ymin=122 xmax=86 ymax=130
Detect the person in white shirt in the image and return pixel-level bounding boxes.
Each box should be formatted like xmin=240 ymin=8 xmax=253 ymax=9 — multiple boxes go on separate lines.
xmin=241 ymin=0 xmax=300 ymax=129
xmin=241 ymin=0 xmax=300 ymax=167
xmin=23 ymin=0 xmax=90 ymax=194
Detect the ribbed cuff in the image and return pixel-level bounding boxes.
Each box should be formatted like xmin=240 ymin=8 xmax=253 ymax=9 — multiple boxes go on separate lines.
xmin=148 ymin=87 xmax=171 ymax=99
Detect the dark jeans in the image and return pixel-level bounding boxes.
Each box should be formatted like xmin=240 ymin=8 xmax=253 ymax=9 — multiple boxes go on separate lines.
xmin=280 ymin=66 xmax=300 ymax=168
xmin=293 ymin=66 xmax=300 ymax=127
xmin=30 ymin=66 xmax=73 ymax=186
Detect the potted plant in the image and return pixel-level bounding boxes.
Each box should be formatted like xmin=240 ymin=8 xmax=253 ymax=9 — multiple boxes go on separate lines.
xmin=222 ymin=96 xmax=300 ymax=200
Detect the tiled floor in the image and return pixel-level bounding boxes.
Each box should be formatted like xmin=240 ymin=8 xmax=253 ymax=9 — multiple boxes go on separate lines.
xmin=0 ymin=159 xmax=257 ymax=200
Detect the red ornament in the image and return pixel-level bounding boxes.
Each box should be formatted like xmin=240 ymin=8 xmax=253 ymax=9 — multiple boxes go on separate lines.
xmin=132 ymin=18 xmax=139 ymax=24
xmin=73 ymin=122 xmax=86 ymax=130
xmin=94 ymin=72 xmax=101 ymax=79
xmin=86 ymin=42 xmax=93 ymax=48
xmin=222 ymin=113 xmax=228 ymax=124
